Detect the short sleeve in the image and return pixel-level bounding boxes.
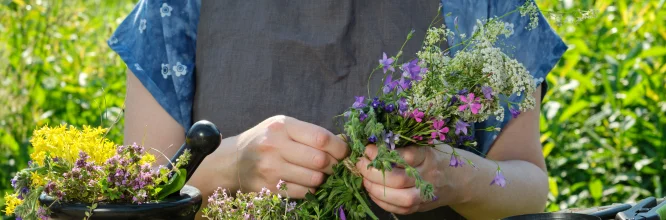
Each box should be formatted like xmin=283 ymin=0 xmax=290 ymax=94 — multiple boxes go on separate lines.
xmin=108 ymin=0 xmax=200 ymax=129
xmin=442 ymin=0 xmax=567 ymax=91
xmin=440 ymin=0 xmax=567 ymax=156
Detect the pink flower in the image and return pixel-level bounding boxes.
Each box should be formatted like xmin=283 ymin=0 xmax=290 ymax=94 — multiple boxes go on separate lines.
xmin=430 ymin=119 xmax=449 ymax=141
xmin=458 ymin=93 xmax=482 ymax=114
xmin=411 ymin=109 xmax=425 ymax=122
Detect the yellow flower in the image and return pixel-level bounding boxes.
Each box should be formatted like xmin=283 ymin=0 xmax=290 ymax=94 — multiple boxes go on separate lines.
xmin=140 ymin=153 xmax=156 ymax=164
xmin=3 ymin=193 xmax=22 ymax=215
xmin=30 ymin=124 xmax=117 ymax=166
xmin=30 ymin=171 xmax=46 ymax=188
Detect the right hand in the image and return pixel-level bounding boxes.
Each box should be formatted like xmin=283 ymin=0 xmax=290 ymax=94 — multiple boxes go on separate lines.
xmin=232 ymin=115 xmax=348 ymax=198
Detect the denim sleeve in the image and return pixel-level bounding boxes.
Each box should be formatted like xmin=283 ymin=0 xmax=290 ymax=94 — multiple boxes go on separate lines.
xmin=108 ymin=0 xmax=200 ymax=129
xmin=441 ymin=0 xmax=567 ymax=155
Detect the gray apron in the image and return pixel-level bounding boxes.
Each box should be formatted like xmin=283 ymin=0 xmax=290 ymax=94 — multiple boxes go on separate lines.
xmin=193 ymin=0 xmax=465 ymax=219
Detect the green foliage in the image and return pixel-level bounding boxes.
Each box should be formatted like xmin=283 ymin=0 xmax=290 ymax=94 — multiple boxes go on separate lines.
xmin=536 ymin=0 xmax=666 ymax=211
xmin=0 ymin=0 xmax=133 ymax=216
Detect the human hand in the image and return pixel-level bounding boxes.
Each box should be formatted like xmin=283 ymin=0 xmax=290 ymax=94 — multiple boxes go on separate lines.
xmin=233 ymin=115 xmax=349 ymax=198
xmin=355 ymin=144 xmax=475 ymax=214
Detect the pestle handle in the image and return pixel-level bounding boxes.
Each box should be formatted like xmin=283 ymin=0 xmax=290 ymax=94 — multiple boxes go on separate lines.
xmin=166 ymin=120 xmax=222 ymax=183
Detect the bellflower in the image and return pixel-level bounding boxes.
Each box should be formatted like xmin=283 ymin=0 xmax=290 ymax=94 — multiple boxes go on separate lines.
xmin=510 ymin=107 xmax=521 ymax=118
xmin=482 ymin=86 xmax=493 ymax=99
xmin=383 ymin=74 xmax=398 ymax=94
xmin=384 ymin=103 xmax=395 ymax=112
xmin=449 ymin=153 xmax=465 ymax=168
xmin=397 ymin=77 xmax=411 ymax=93
xmin=338 ymin=205 xmax=347 ymax=220
xmin=379 ymin=52 xmax=395 ymax=73
xmin=397 ymin=98 xmax=409 ymax=114
xmin=371 ymin=97 xmax=384 ymax=109
xmin=490 ymin=170 xmax=507 ymax=187
xmin=402 ymin=59 xmax=423 ymax=81
xmin=368 ymin=135 xmax=377 ymax=143
xmin=352 ymin=96 xmax=366 ymax=109
xmin=458 ymin=93 xmax=482 ymax=114
xmin=430 ymin=119 xmax=449 ymax=141
xmin=359 ymin=110 xmax=368 ymax=121
xmin=455 ymin=120 xmax=470 ymax=135
xmin=384 ymin=131 xmax=399 ymax=150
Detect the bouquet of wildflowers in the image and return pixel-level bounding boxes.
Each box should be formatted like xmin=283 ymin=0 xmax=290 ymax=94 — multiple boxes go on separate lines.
xmin=205 ymin=2 xmax=543 ymax=220
xmin=4 ymin=125 xmax=191 ymax=220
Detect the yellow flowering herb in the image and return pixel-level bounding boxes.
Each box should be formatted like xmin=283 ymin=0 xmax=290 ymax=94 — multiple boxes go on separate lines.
xmin=30 ymin=125 xmax=117 ymax=166
xmin=3 ymin=193 xmax=22 ymax=215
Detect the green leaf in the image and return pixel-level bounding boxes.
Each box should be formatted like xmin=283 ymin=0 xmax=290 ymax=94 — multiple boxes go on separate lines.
xmin=640 ymin=46 xmax=666 ymax=58
xmin=548 ymin=177 xmax=559 ymax=197
xmin=156 ymin=169 xmax=187 ymax=200
xmin=589 ymin=179 xmax=603 ymax=199
xmin=557 ymin=101 xmax=589 ymax=123
xmin=305 ymin=192 xmax=317 ymax=203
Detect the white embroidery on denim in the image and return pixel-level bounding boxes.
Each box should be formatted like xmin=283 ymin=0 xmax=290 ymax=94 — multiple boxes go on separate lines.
xmin=109 ymin=36 xmax=118 ymax=45
xmin=173 ymin=62 xmax=187 ymax=77
xmin=139 ymin=19 xmax=147 ymax=34
xmin=161 ymin=63 xmax=171 ymax=79
xmin=160 ymin=3 xmax=173 ymax=17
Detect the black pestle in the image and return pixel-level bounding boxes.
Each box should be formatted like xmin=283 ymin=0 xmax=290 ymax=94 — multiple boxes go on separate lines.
xmin=166 ymin=120 xmax=222 ymax=184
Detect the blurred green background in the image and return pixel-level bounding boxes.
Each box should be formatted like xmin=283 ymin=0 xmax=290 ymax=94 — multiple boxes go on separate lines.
xmin=1 ymin=0 xmax=664 ymax=216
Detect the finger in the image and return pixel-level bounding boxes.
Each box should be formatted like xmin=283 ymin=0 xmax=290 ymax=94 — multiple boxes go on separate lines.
xmin=368 ymin=194 xmax=419 ymax=215
xmin=356 ymin=157 xmax=415 ymax=188
xmin=284 ymin=117 xmax=348 ymax=160
xmin=279 ymin=162 xmax=327 ymax=188
xmin=363 ymin=178 xmax=421 ymax=208
xmin=277 ymin=181 xmax=317 ymax=199
xmin=280 ymin=139 xmax=335 ymax=174
xmin=396 ymin=146 xmax=426 ymax=167
xmin=364 ymin=144 xmax=379 ymax=160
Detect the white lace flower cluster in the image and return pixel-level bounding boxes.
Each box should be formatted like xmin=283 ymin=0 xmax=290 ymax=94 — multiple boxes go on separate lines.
xmin=412 ymin=16 xmax=537 ymax=124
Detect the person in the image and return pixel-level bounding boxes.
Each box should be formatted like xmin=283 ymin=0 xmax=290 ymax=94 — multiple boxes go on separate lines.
xmin=109 ymin=0 xmax=566 ymax=219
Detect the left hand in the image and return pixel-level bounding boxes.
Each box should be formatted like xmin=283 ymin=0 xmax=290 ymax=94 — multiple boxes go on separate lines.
xmin=355 ymin=144 xmax=475 ymax=215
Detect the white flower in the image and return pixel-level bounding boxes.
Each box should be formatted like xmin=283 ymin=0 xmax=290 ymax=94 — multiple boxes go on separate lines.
xmin=138 ymin=19 xmax=147 ymax=34
xmin=134 ymin=63 xmax=143 ymax=71
xmin=161 ymin=63 xmax=171 ymax=79
xmin=160 ymin=3 xmax=172 ymax=17
xmin=173 ymin=62 xmax=187 ymax=77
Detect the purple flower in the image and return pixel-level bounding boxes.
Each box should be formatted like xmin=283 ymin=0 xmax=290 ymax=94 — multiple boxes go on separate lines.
xmin=379 ymin=52 xmax=395 ymax=73
xmin=430 ymin=119 xmax=449 ymax=141
xmin=398 ymin=98 xmax=409 ymax=114
xmin=27 ymin=160 xmax=33 ymax=167
xmin=37 ymin=207 xmax=48 ymax=220
xmin=402 ymin=59 xmax=423 ymax=81
xmin=368 ymin=135 xmax=377 ymax=143
xmin=384 ymin=103 xmax=395 ymax=112
xmin=449 ymin=153 xmax=465 ymax=168
xmin=352 ymin=96 xmax=366 ymax=109
xmin=490 ymin=170 xmax=507 ymax=187
xmin=287 ymin=201 xmax=297 ymax=212
xmin=411 ymin=109 xmax=425 ymax=123
xmin=383 ymin=74 xmax=398 ymax=94
xmin=510 ymin=107 xmax=521 ymax=118
xmin=10 ymin=177 xmax=17 ymax=189
xmin=384 ymin=131 xmax=399 ymax=150
xmin=458 ymin=93 xmax=482 ymax=114
xmin=454 ymin=16 xmax=459 ymax=27
xmin=482 ymin=86 xmax=493 ymax=99
xmin=359 ymin=111 xmax=368 ymax=121
xmin=397 ymin=77 xmax=412 ymax=93
xmin=455 ymin=120 xmax=470 ymax=135
xmin=244 ymin=213 xmax=251 ymax=220
xmin=339 ymin=205 xmax=347 ymax=220
xmin=371 ymin=97 xmax=384 ymax=109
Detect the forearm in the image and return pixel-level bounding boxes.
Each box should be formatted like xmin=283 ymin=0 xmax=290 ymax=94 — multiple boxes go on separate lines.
xmin=449 ymin=147 xmax=549 ymax=219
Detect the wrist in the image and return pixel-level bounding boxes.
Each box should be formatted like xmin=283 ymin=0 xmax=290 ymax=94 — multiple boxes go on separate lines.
xmin=189 ymin=135 xmax=241 ymax=195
